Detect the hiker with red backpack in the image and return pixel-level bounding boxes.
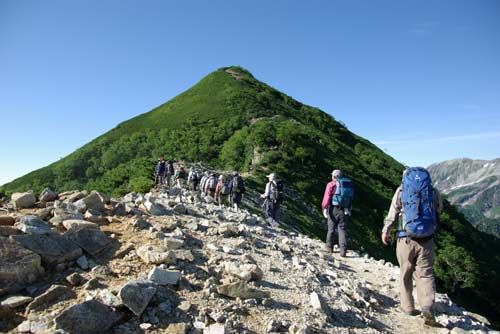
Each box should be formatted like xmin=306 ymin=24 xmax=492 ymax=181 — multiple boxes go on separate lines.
xmin=381 ymin=167 xmax=442 ymax=326
xmin=321 ymin=169 xmax=354 ymax=257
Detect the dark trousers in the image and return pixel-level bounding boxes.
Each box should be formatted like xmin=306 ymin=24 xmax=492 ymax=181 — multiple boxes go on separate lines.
xmin=326 ymin=206 xmax=348 ymax=253
xmin=264 ymin=200 xmax=280 ymax=225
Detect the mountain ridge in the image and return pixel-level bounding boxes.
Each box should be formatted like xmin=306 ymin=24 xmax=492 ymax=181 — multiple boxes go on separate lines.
xmin=428 ymin=157 xmax=500 ymax=238
xmin=1 ymin=66 xmax=500 ymax=327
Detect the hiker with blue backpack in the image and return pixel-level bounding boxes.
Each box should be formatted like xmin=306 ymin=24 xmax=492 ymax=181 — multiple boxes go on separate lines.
xmin=321 ymin=169 xmax=354 ymax=257
xmin=382 ymin=167 xmax=442 ymax=326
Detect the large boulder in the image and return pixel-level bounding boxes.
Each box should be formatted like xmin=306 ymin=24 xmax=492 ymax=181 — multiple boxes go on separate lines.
xmin=15 ymin=215 xmax=53 ymax=234
xmin=11 ymin=233 xmax=82 ymax=267
xmin=0 ymin=237 xmax=44 ymax=296
xmin=118 ymin=279 xmax=157 ymax=316
xmin=64 ymin=227 xmax=111 ymax=257
xmin=54 ymin=300 xmax=121 ymax=334
xmin=39 ymin=188 xmax=58 ymax=203
xmin=74 ymin=192 xmax=105 ymax=213
xmin=11 ymin=192 xmax=36 ymax=209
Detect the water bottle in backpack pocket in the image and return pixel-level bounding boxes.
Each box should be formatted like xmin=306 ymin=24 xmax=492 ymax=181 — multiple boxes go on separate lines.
xmin=401 ymin=167 xmax=436 ymax=239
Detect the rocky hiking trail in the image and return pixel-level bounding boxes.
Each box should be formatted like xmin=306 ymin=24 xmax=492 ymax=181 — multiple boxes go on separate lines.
xmin=0 ymin=186 xmax=497 ymax=334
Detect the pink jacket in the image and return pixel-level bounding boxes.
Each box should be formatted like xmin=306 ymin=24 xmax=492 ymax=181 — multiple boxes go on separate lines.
xmin=321 ymin=181 xmax=336 ymax=210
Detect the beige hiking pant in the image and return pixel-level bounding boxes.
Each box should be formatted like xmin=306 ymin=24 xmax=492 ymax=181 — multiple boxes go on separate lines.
xmin=396 ymin=237 xmax=435 ymax=313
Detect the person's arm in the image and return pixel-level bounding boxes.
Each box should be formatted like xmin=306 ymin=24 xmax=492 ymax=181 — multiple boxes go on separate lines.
xmin=321 ymin=182 xmax=334 ymax=217
xmin=261 ymin=183 xmax=270 ymax=198
xmin=381 ymin=186 xmax=402 ymax=245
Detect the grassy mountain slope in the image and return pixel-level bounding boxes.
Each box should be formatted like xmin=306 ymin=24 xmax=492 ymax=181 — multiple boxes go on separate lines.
xmin=1 ymin=67 xmax=500 ymax=327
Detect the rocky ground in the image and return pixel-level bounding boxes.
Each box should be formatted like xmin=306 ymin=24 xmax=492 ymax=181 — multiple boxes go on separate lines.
xmin=0 ymin=186 xmax=497 ymax=334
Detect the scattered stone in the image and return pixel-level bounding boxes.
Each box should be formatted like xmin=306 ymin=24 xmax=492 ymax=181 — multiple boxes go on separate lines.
xmin=148 ymin=267 xmax=182 ymax=285
xmin=66 ymin=272 xmax=85 ymax=286
xmin=64 ymin=226 xmax=111 ymax=256
xmin=140 ymin=323 xmax=153 ymax=330
xmin=15 ymin=215 xmax=53 ymax=234
xmin=174 ymin=249 xmax=195 ymax=262
xmin=11 ymin=233 xmax=82 ymax=267
xmin=145 ymin=200 xmax=169 ymax=215
xmin=164 ymin=237 xmax=184 ymax=250
xmin=223 ymin=262 xmax=264 ymax=282
xmin=36 ymin=207 xmax=53 ymax=221
xmin=216 ymin=281 xmax=270 ymax=299
xmin=111 ymin=201 xmax=127 ymax=216
xmin=165 ymin=322 xmax=190 ymax=334
xmin=65 ymin=191 xmax=88 ymax=203
xmin=11 ymin=192 xmax=36 ymax=209
xmin=137 ymin=244 xmax=176 ymax=264
xmin=76 ymin=255 xmax=89 ymax=270
xmin=0 ymin=236 xmax=44 ymax=295
xmin=54 ymin=300 xmax=121 ymax=334
xmin=310 ymin=292 xmax=326 ymax=313
xmin=173 ymin=203 xmax=187 ymax=214
xmin=84 ymin=209 xmax=108 ymax=224
xmin=74 ymin=192 xmax=105 ymax=213
xmin=0 ymin=225 xmax=21 ymax=237
xmin=0 ymin=215 xmax=15 ymax=226
xmin=39 ymin=188 xmax=58 ymax=203
xmin=132 ymin=218 xmax=152 ymax=230
xmin=119 ymin=279 xmax=157 ymax=316
xmin=0 ymin=295 xmax=33 ymax=308
xmin=62 ymin=219 xmax=99 ymax=231
xmin=204 ymin=323 xmax=226 ymax=334
xmin=96 ymin=289 xmax=122 ymax=307
xmin=26 ymin=285 xmax=73 ymax=313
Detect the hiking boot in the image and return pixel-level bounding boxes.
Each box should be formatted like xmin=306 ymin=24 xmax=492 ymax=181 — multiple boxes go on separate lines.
xmin=422 ymin=310 xmax=437 ymax=327
xmin=400 ymin=308 xmax=420 ymax=316
xmin=325 ymin=245 xmax=333 ymax=254
xmin=339 ymin=250 xmax=347 ymax=257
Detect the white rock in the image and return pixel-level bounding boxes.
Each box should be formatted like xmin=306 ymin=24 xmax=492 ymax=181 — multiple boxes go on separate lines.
xmin=310 ymin=292 xmax=326 ymax=312
xmin=148 ymin=267 xmax=182 ymax=285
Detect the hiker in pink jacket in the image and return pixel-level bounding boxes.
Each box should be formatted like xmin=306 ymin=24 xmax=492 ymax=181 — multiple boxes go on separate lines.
xmin=321 ymin=169 xmax=353 ymax=257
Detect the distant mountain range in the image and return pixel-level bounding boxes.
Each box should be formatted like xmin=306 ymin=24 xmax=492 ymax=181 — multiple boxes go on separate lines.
xmin=428 ymin=158 xmax=500 ymax=238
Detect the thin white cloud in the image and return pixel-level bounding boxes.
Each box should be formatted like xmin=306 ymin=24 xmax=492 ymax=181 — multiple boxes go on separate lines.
xmin=374 ymin=131 xmax=500 ymax=146
xmin=410 ymin=22 xmax=439 ymax=36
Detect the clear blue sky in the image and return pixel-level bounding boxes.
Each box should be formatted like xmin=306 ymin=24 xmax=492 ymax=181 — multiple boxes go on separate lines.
xmin=1 ymin=0 xmax=499 ymax=185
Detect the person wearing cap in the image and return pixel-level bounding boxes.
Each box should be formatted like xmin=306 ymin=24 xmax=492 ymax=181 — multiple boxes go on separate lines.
xmin=261 ymin=173 xmax=279 ymax=227
xmin=229 ymin=171 xmax=245 ymax=211
xmin=321 ymin=169 xmax=349 ymax=256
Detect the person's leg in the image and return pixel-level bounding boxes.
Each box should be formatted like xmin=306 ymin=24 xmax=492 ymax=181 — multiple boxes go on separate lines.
xmin=325 ymin=206 xmax=335 ymax=252
xmin=415 ymin=239 xmax=436 ymax=314
xmin=397 ymin=238 xmax=417 ymax=313
xmin=333 ymin=207 xmax=348 ymax=256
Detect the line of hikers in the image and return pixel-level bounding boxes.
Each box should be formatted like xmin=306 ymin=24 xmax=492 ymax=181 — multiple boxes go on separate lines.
xmin=156 ymin=157 xmax=439 ymax=326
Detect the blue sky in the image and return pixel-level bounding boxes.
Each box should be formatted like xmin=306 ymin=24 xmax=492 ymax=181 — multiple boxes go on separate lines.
xmin=1 ymin=0 xmax=499 ymax=185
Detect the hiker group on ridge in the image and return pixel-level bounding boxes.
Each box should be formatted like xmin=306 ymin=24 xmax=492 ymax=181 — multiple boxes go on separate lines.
xmin=154 ymin=157 xmax=441 ymax=326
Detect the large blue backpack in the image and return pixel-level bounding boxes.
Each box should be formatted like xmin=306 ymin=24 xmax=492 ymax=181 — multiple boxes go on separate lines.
xmin=401 ymin=167 xmax=436 ymax=239
xmin=332 ymin=177 xmax=354 ymax=208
